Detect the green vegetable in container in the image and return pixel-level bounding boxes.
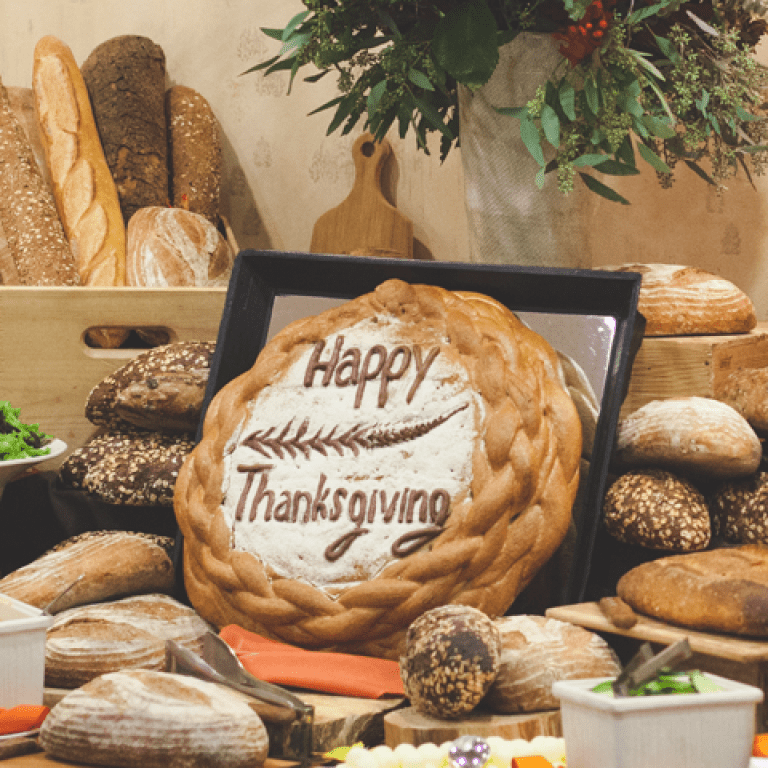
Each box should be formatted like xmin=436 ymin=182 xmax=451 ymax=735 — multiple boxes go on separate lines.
xmin=0 ymin=401 xmax=52 ymax=461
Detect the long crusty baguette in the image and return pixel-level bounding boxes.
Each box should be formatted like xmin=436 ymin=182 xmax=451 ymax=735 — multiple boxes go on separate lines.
xmin=32 ymin=35 xmax=126 ymax=287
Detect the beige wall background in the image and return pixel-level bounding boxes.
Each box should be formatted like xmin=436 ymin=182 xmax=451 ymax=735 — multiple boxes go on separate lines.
xmin=2 ymin=0 xmax=768 ymax=315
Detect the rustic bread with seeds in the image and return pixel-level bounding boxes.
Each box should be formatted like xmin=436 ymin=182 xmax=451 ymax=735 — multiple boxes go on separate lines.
xmin=126 ymin=206 xmax=233 ymax=288
xmin=39 ymin=669 xmax=269 ymax=768
xmin=710 ymin=470 xmax=768 ymax=545
xmin=601 ymin=264 xmax=756 ymax=336
xmin=617 ymin=544 xmax=768 ymax=636
xmin=615 ymin=397 xmax=761 ymax=480
xmin=716 ymin=367 xmax=768 ymax=434
xmin=85 ymin=341 xmax=215 ymax=431
xmin=0 ymin=78 xmax=78 ymax=286
xmin=59 ymin=429 xmax=195 ymax=506
xmin=167 ymin=85 xmax=222 ymax=224
xmin=0 ymin=531 xmax=174 ymax=610
xmin=33 ymin=35 xmax=126 ymax=287
xmin=400 ymin=605 xmax=501 ymax=719
xmin=483 ymin=615 xmax=621 ymax=713
xmin=602 ymin=469 xmax=711 ymax=552
xmin=45 ymin=593 xmax=212 ymax=688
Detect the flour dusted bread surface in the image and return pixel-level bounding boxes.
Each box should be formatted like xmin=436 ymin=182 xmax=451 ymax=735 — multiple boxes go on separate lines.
xmin=39 ymin=669 xmax=269 ymax=768
xmin=483 ymin=615 xmax=621 ymax=713
xmin=604 ymin=264 xmax=756 ymax=336
xmin=174 ymin=278 xmax=582 ymax=658
xmin=616 ymin=397 xmax=761 ymax=479
xmin=0 ymin=531 xmax=174 ymax=611
xmin=617 ymin=545 xmax=768 ymax=636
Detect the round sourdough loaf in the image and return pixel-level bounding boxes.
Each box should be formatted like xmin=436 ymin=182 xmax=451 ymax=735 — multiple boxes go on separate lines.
xmin=615 ymin=397 xmax=761 ymax=479
xmin=600 ymin=264 xmax=756 ymax=336
xmin=174 ymin=279 xmax=582 ymax=658
xmin=710 ymin=471 xmax=768 ymax=545
xmin=45 ymin=593 xmax=212 ymax=688
xmin=39 ymin=669 xmax=268 ymax=768
xmin=616 ymin=544 xmax=768 ymax=636
xmin=0 ymin=531 xmax=174 ymax=610
xmin=602 ymin=469 xmax=711 ymax=551
xmin=482 ymin=615 xmax=621 ymax=713
xmin=717 ymin=367 xmax=768 ymax=434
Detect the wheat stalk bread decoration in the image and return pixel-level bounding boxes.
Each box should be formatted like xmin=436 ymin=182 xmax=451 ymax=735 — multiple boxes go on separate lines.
xmin=173 ymin=279 xmax=582 ymax=659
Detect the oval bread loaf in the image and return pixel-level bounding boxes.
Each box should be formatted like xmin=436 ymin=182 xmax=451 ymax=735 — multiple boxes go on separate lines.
xmin=39 ymin=669 xmax=269 ymax=768
xmin=602 ymin=264 xmax=756 ymax=336
xmin=33 ymin=35 xmax=126 ymax=286
xmin=0 ymin=531 xmax=174 ymax=611
xmin=45 ymin=593 xmax=212 ymax=688
xmin=602 ymin=469 xmax=711 ymax=552
xmin=483 ymin=615 xmax=621 ymax=713
xmin=615 ymin=397 xmax=761 ymax=479
xmin=710 ymin=470 xmax=768 ymax=545
xmin=717 ymin=367 xmax=768 ymax=434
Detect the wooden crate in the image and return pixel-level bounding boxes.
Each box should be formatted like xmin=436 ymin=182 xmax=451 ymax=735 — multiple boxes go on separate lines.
xmin=621 ymin=322 xmax=768 ymax=417
xmin=0 ymin=286 xmax=227 ymax=465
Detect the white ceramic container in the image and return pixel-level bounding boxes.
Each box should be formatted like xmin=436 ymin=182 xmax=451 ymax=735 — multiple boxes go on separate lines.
xmin=0 ymin=593 xmax=54 ymax=707
xmin=553 ymin=673 xmax=763 ymax=768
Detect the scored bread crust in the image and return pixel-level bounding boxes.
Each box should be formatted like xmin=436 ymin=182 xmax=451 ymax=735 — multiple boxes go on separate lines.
xmin=32 ymin=35 xmax=126 ymax=286
xmin=174 ymin=279 xmax=582 ymax=658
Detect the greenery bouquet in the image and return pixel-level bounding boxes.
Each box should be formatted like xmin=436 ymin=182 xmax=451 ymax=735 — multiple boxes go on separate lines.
xmin=250 ymin=0 xmax=768 ymax=203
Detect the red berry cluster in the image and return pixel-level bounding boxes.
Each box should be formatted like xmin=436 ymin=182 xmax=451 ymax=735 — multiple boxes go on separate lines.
xmin=553 ymin=0 xmax=615 ymax=66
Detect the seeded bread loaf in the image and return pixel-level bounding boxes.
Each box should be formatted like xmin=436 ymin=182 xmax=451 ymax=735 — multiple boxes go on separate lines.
xmin=616 ymin=544 xmax=768 ymax=636
xmin=483 ymin=615 xmax=621 ymax=713
xmin=615 ymin=397 xmax=762 ymax=479
xmin=0 ymin=531 xmax=174 ymax=610
xmin=602 ymin=469 xmax=711 ymax=551
xmin=0 ymin=78 xmax=78 ymax=286
xmin=167 ymin=85 xmax=222 ymax=224
xmin=45 ymin=593 xmax=212 ymax=688
xmin=39 ymin=669 xmax=269 ymax=768
xmin=710 ymin=470 xmax=768 ymax=545
xmin=602 ymin=264 xmax=756 ymax=336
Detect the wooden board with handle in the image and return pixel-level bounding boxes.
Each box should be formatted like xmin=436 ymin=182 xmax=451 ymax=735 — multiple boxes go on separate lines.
xmin=310 ymin=133 xmax=413 ymax=260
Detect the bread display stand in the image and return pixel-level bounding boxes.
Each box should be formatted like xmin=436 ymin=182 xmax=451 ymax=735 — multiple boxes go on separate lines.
xmin=622 ymin=324 xmax=768 ymax=417
xmin=0 ymin=286 xmax=227 ymax=466
xmin=547 ymin=602 xmax=768 ymax=730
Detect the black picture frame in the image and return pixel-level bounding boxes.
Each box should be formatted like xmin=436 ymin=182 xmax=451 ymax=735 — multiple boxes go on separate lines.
xmin=180 ymin=250 xmax=642 ymax=608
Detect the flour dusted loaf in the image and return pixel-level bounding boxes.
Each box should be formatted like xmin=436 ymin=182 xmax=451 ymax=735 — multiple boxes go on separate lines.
xmin=126 ymin=206 xmax=233 ymax=287
xmin=39 ymin=669 xmax=269 ymax=768
xmin=604 ymin=264 xmax=756 ymax=336
xmin=602 ymin=469 xmax=711 ymax=551
xmin=0 ymin=531 xmax=174 ymax=610
xmin=617 ymin=544 xmax=768 ymax=636
xmin=45 ymin=593 xmax=211 ymax=688
xmin=615 ymin=397 xmax=761 ymax=479
xmin=483 ymin=615 xmax=621 ymax=713
xmin=174 ymin=279 xmax=582 ymax=658
xmin=710 ymin=471 xmax=768 ymax=545
xmin=81 ymin=36 xmax=168 ymax=222
xmin=33 ymin=35 xmax=126 ymax=287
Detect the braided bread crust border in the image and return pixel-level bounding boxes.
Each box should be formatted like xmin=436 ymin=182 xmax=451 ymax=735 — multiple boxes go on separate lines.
xmin=174 ymin=279 xmax=581 ymax=658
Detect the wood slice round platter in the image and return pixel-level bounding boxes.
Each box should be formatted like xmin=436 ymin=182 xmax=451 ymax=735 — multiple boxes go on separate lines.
xmin=383 ymin=706 xmax=562 ymax=747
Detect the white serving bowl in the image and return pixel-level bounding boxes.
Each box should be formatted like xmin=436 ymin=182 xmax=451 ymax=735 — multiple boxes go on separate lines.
xmin=0 ymin=438 xmax=67 ymax=500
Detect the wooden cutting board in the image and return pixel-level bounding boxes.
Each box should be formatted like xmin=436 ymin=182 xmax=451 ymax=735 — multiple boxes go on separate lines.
xmin=310 ymin=133 xmax=413 ymax=259
xmin=384 ymin=706 xmax=562 ymax=747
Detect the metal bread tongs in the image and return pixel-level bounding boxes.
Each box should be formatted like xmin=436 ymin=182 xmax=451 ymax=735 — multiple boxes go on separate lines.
xmin=166 ymin=630 xmax=314 ymax=767
xmin=612 ymin=637 xmax=693 ymax=696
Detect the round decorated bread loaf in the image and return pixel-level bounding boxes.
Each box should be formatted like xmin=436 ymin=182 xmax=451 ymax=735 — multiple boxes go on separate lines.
xmin=174 ymin=279 xmax=582 ymax=658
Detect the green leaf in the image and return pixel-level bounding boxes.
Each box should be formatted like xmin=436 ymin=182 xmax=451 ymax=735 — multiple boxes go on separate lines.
xmin=535 ymin=166 xmax=547 ymax=189
xmin=579 ymin=172 xmax=631 ymax=204
xmin=627 ymin=48 xmax=666 ymax=81
xmin=282 ymin=10 xmax=310 ymax=42
xmin=540 ymin=104 xmax=560 ymax=149
xmin=326 ymin=93 xmax=357 ymax=135
xmin=738 ymin=144 xmax=768 ymax=153
xmin=593 ymin=159 xmax=641 ymax=176
xmin=520 ymin=117 xmax=545 ymax=166
xmin=261 ymin=27 xmax=285 ymax=42
xmin=433 ymin=0 xmax=499 ymax=89
xmin=638 ymin=142 xmax=672 ymax=173
xmin=695 ymin=90 xmax=710 ymax=116
xmin=653 ymin=34 xmax=681 ymax=65
xmin=408 ymin=69 xmax=435 ymax=91
xmin=412 ymin=95 xmax=454 ymax=138
xmin=585 ymin=75 xmax=599 ymax=116
xmin=307 ymin=95 xmax=344 ymax=116
xmin=736 ymin=103 xmax=762 ymax=122
xmin=709 ymin=113 xmax=721 ymax=135
xmin=641 ymin=115 xmax=677 ymax=139
xmin=559 ymin=80 xmax=576 ymax=121
xmin=625 ymin=3 xmax=666 ymax=24
xmin=304 ymin=70 xmax=331 ymax=83
xmin=573 ymin=153 xmax=611 ymax=167
xmin=631 ymin=114 xmax=650 ymax=139
xmin=280 ymin=30 xmax=312 ymax=56
xmin=367 ymin=79 xmax=388 ymax=116
xmin=240 ymin=55 xmax=281 ymax=75
xmin=615 ymin=135 xmax=636 ymax=166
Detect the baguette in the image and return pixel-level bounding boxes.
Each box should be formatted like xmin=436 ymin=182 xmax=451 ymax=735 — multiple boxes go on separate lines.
xmin=32 ymin=35 xmax=126 ymax=287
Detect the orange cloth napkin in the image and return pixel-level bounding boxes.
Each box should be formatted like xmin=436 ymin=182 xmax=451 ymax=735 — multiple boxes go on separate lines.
xmin=219 ymin=625 xmax=405 ymax=699
xmin=0 ymin=705 xmax=49 ymax=736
